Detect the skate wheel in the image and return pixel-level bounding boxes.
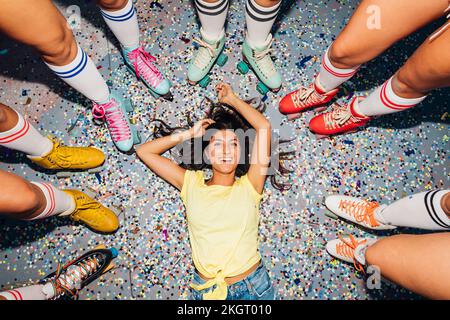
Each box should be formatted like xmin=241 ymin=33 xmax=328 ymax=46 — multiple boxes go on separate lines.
xmin=256 ymin=82 xmax=269 ymax=95
xmin=132 ymin=129 xmax=141 ymax=144
xmin=109 ymin=247 xmax=119 ymax=258
xmin=56 ymin=171 xmax=72 ymax=178
xmin=217 ymin=53 xmax=228 ymax=67
xmin=237 ymin=61 xmax=249 ymax=74
xmin=199 ymin=75 xmax=211 ymax=88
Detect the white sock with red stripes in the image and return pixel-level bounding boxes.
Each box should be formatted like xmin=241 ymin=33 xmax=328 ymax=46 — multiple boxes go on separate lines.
xmin=0 ymin=109 xmax=53 ymax=157
xmin=352 ymin=77 xmax=427 ymax=117
xmin=0 ymin=283 xmax=55 ymax=300
xmin=26 ymin=182 xmax=76 ymax=220
xmin=316 ymin=45 xmax=359 ymax=93
xmin=376 ymin=190 xmax=450 ymax=231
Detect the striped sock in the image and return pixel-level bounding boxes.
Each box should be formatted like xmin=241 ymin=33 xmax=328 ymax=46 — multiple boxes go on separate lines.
xmin=0 ymin=109 xmax=53 ymax=157
xmin=0 ymin=284 xmax=54 ymax=300
xmin=353 ymin=77 xmax=427 ymax=117
xmin=375 ymin=190 xmax=450 ymax=231
xmin=25 ymin=182 xmax=75 ymax=221
xmin=100 ymin=0 xmax=140 ymax=50
xmin=316 ymin=46 xmax=359 ymax=93
xmin=45 ymin=44 xmax=110 ymax=104
xmin=245 ymin=0 xmax=281 ymax=47
xmin=194 ymin=0 xmax=229 ymax=41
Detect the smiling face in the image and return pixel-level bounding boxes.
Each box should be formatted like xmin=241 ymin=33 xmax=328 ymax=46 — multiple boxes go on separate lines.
xmin=205 ymin=129 xmax=241 ymax=175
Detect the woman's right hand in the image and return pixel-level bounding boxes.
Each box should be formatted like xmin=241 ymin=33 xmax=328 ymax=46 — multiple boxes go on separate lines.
xmin=189 ymin=119 xmax=215 ymax=138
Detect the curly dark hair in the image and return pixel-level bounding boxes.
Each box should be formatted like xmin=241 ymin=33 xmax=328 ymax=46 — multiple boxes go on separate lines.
xmin=152 ymin=97 xmax=294 ymax=191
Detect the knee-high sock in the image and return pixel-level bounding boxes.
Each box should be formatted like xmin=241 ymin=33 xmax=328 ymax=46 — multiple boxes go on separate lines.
xmin=45 ymin=44 xmax=110 ymax=104
xmin=100 ymin=0 xmax=140 ymax=50
xmin=245 ymin=0 xmax=281 ymax=47
xmin=0 ymin=283 xmax=55 ymax=300
xmin=375 ymin=190 xmax=450 ymax=231
xmin=194 ymin=0 xmax=229 ymax=40
xmin=26 ymin=182 xmax=76 ymax=221
xmin=352 ymin=77 xmax=427 ymax=117
xmin=315 ymin=46 xmax=359 ymax=93
xmin=0 ymin=109 xmax=53 ymax=157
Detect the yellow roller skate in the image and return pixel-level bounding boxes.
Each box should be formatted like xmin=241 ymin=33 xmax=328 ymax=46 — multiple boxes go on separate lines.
xmin=63 ymin=190 xmax=119 ymax=233
xmin=28 ymin=138 xmax=105 ymax=174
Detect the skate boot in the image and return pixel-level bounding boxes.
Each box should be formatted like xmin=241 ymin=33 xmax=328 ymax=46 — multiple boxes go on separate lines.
xmin=238 ymin=34 xmax=282 ymax=95
xmin=309 ymin=97 xmax=371 ymax=136
xmin=325 ymin=195 xmax=396 ymax=230
xmin=28 ymin=137 xmax=105 ymax=173
xmin=187 ymin=28 xmax=227 ymax=88
xmin=42 ymin=246 xmax=118 ymax=300
xmin=326 ymin=234 xmax=378 ymax=273
xmin=92 ymin=92 xmax=141 ymax=153
xmin=122 ymin=45 xmax=173 ymax=101
xmin=279 ymin=79 xmax=339 ymax=118
xmin=63 ymin=190 xmax=119 ymax=233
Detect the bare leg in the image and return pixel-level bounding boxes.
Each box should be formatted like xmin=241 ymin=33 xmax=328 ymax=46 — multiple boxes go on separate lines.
xmin=0 ymin=170 xmax=47 ymax=220
xmin=366 ymin=233 xmax=450 ymax=299
xmin=0 ymin=103 xmax=19 ymax=132
xmin=96 ymin=0 xmax=128 ymax=10
xmin=0 ymin=0 xmax=77 ymax=66
xmin=329 ymin=0 xmax=449 ymax=69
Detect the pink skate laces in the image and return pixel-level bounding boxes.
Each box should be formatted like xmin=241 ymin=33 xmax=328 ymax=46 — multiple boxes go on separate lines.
xmin=92 ymin=99 xmax=131 ymax=142
xmin=128 ymin=47 xmax=163 ymax=88
xmin=53 ymin=255 xmax=101 ymax=298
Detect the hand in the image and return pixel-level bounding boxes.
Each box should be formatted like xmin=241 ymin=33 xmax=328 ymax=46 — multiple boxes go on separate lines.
xmin=216 ymin=82 xmax=238 ymax=105
xmin=189 ymin=119 xmax=215 ymax=138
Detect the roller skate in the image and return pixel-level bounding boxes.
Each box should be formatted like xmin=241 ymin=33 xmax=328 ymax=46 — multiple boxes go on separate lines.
xmin=326 ymin=234 xmax=378 ymax=273
xmin=92 ymin=92 xmax=141 ymax=153
xmin=325 ymin=195 xmax=396 ymax=230
xmin=237 ymin=34 xmax=281 ymax=95
xmin=27 ymin=137 xmax=105 ymax=178
xmin=309 ymin=97 xmax=371 ymax=136
xmin=64 ymin=189 xmax=120 ymax=233
xmin=279 ymin=78 xmax=339 ymax=120
xmin=41 ymin=245 xmax=118 ymax=300
xmin=122 ymin=45 xmax=173 ymax=101
xmin=187 ymin=28 xmax=228 ymax=88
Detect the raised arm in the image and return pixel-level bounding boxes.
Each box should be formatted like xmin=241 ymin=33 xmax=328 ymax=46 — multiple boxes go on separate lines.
xmin=136 ymin=119 xmax=214 ymax=190
xmin=216 ymin=83 xmax=271 ymax=193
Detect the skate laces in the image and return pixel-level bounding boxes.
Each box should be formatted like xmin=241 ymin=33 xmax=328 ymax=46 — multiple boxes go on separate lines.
xmin=128 ymin=47 xmax=163 ymax=88
xmin=324 ymin=102 xmax=364 ymax=129
xmin=46 ymin=138 xmax=89 ymax=168
xmin=336 ymin=234 xmax=366 ymax=273
xmin=253 ymin=38 xmax=276 ymax=77
xmin=291 ymin=85 xmax=323 ymax=109
xmin=53 ymin=255 xmax=101 ymax=298
xmin=92 ymin=99 xmax=131 ymax=142
xmin=429 ymin=4 xmax=450 ymax=42
xmin=193 ymin=38 xmax=217 ymax=69
xmin=338 ymin=199 xmax=380 ymax=227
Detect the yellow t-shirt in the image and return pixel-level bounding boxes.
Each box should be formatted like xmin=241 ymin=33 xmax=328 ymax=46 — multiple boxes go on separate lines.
xmin=180 ymin=170 xmax=263 ymax=300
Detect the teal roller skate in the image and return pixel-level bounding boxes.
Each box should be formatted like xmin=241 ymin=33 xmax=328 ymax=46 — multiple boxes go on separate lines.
xmin=122 ymin=45 xmax=173 ymax=101
xmin=187 ymin=28 xmax=228 ymax=88
xmin=238 ymin=34 xmax=282 ymax=95
xmin=41 ymin=245 xmax=118 ymax=300
xmin=92 ymin=92 xmax=141 ymax=153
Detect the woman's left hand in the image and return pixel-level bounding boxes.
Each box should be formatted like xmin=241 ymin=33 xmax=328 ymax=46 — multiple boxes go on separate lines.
xmin=216 ymin=82 xmax=238 ymax=105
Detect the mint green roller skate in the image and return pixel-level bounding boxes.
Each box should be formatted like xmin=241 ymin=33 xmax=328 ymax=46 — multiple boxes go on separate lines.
xmin=122 ymin=45 xmax=173 ymax=101
xmin=237 ymin=34 xmax=282 ymax=95
xmin=187 ymin=28 xmax=228 ymax=88
xmin=92 ymin=92 xmax=141 ymax=153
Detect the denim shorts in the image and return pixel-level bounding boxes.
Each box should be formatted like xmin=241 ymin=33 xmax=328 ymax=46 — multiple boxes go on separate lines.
xmin=190 ymin=261 xmax=275 ymax=300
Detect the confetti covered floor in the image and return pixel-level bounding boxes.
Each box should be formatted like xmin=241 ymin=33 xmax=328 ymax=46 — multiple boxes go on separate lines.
xmin=0 ymin=0 xmax=449 ymax=300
